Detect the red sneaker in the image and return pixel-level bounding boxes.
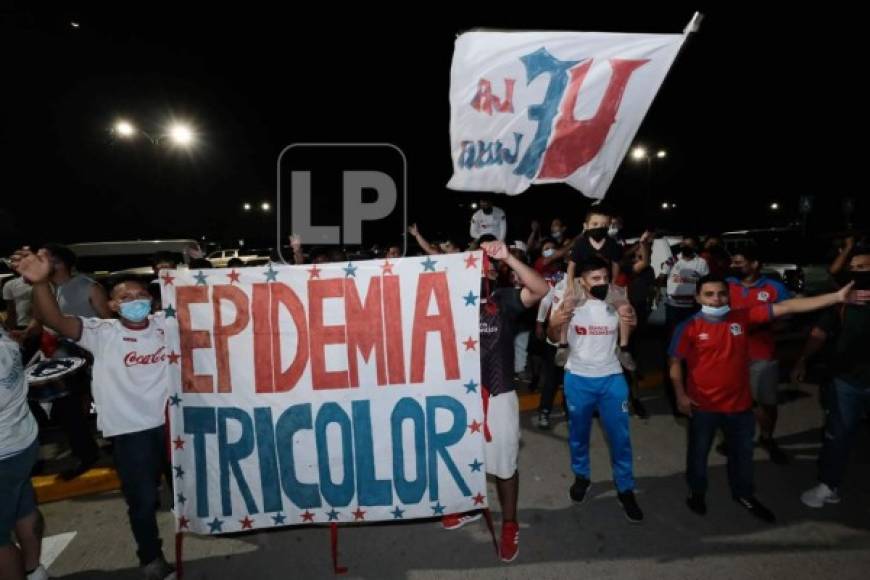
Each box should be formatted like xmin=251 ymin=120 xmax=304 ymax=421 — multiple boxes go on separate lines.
xmin=500 ymin=521 xmax=519 ymax=563
xmin=441 ymin=512 xmax=482 ymax=530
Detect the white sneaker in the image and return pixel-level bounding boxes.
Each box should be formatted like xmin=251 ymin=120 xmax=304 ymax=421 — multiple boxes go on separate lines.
xmin=27 ymin=565 xmax=49 ymax=580
xmin=801 ymin=483 xmax=841 ymax=508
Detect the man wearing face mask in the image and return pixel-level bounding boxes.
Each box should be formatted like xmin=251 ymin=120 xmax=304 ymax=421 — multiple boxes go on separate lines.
xmin=608 ymin=216 xmax=625 ymax=246
xmin=13 ymin=247 xmax=177 ymax=580
xmin=659 ymin=236 xmax=709 ymax=414
xmin=559 ymin=207 xmax=636 ymax=371
xmin=534 ymin=238 xmax=571 ymax=280
xmin=669 ymin=275 xmax=854 ymax=523
xmin=39 ymin=243 xmax=109 ymax=479
xmin=726 ymin=249 xmax=791 ymax=464
xmin=794 ymin=248 xmax=870 ymax=509
xmin=548 ymin=257 xmax=643 ymax=524
xmin=469 ymin=198 xmax=507 ymax=242
xmin=661 ymin=236 xmax=709 ymax=329
xmin=550 ymin=218 xmax=569 ymax=247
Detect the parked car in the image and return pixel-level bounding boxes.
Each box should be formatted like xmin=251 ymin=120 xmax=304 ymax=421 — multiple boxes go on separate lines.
xmin=69 ymin=239 xmax=202 ymax=278
xmin=206 ymin=248 xmax=271 ymax=268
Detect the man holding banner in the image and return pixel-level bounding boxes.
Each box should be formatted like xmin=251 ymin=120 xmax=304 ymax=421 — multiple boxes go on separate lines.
xmin=442 ymin=240 xmax=548 ymax=563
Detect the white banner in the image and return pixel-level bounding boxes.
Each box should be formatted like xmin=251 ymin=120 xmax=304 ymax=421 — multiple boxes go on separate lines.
xmin=448 ymin=29 xmax=687 ymax=198
xmin=163 ymin=253 xmax=487 ymax=534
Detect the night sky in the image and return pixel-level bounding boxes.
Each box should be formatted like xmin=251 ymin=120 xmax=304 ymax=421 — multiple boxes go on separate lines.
xmin=0 ymin=5 xmax=862 ymax=254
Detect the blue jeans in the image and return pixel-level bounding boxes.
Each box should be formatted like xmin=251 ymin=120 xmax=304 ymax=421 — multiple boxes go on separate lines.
xmin=819 ymin=377 xmax=870 ymax=489
xmin=0 ymin=439 xmax=38 ymax=547
xmin=113 ymin=425 xmax=168 ymax=566
xmin=686 ymin=410 xmax=755 ymax=498
xmin=564 ymin=372 xmax=634 ymax=492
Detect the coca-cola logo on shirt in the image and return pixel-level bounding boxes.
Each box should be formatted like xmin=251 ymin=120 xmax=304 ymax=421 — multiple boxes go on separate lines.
xmin=574 ymin=325 xmax=614 ymax=336
xmin=124 ymin=347 xmax=167 ymax=367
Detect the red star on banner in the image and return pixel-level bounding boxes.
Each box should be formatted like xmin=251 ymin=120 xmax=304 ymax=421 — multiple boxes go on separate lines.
xmin=173 ymin=437 xmax=185 ymax=450
xmin=240 ymin=516 xmax=254 ymax=530
xmin=469 ymin=420 xmax=482 ymax=434
xmin=178 ymin=516 xmax=190 ymax=530
xmin=464 ymin=253 xmax=479 ymax=269
xmin=161 ymin=273 xmax=175 ymax=286
xmin=308 ymin=265 xmax=321 ymax=279
xmin=463 ymin=336 xmax=478 ymax=351
xmin=352 ymin=507 xmax=366 ymax=521
xmin=301 ymin=510 xmax=315 ymax=523
xmin=167 ymin=351 xmax=180 ymax=365
xmin=227 ymin=270 xmax=241 ymax=284
xmin=473 ymin=493 xmax=486 ymax=505
xmin=381 ymin=260 xmax=394 ymax=275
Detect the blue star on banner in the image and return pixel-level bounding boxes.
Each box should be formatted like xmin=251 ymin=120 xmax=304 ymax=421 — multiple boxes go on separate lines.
xmin=271 ymin=513 xmax=287 ymax=525
xmin=164 ymin=305 xmax=176 ymax=318
xmin=421 ymin=257 xmax=437 ymax=272
xmin=263 ymin=264 xmax=278 ymax=282
xmin=463 ymin=291 xmax=478 ymax=306
xmin=464 ymin=380 xmax=478 ymax=394
xmin=176 ymin=493 xmax=187 ymax=505
xmin=431 ymin=502 xmax=445 ymax=516
xmin=168 ymin=394 xmax=182 ymax=407
xmin=194 ymin=271 xmax=208 ymax=285
xmin=343 ymin=262 xmax=358 ymax=277
xmin=391 ymin=506 xmax=405 ymax=519
xmin=207 ymin=517 xmax=224 ymax=533
xmin=173 ymin=465 xmax=184 ymax=479
xmin=469 ymin=459 xmax=483 ymax=472
xmin=326 ymin=509 xmax=340 ymax=521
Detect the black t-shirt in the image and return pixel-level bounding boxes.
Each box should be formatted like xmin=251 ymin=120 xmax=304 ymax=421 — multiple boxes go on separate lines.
xmin=628 ymin=266 xmax=656 ymax=314
xmin=815 ymin=304 xmax=870 ymax=387
xmin=571 ymin=236 xmax=623 ymax=266
xmin=479 ymin=288 xmax=526 ymax=396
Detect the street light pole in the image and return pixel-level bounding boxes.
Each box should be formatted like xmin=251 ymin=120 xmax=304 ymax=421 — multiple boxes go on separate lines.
xmin=631 ymin=146 xmax=666 ymax=218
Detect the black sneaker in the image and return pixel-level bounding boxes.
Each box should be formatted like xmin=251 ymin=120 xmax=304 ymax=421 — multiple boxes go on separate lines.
xmin=569 ymin=476 xmax=590 ymax=503
xmin=686 ymin=492 xmax=707 ymax=515
xmin=758 ymin=437 xmax=789 ymax=465
xmin=631 ymin=398 xmax=649 ymax=419
xmin=735 ymin=496 xmax=776 ymax=523
xmin=618 ymin=491 xmax=644 ymax=523
xmin=537 ymin=411 xmax=552 ymax=431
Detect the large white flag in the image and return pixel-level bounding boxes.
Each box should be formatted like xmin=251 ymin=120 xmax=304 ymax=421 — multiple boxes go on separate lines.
xmin=447 ymin=26 xmax=690 ymax=199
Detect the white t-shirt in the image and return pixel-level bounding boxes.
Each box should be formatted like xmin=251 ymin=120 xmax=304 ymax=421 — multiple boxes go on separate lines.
xmin=551 ymin=282 xmax=622 ymax=377
xmin=663 ymin=255 xmax=709 ymax=308
xmin=470 ymin=206 xmax=507 ymax=241
xmin=0 ymin=330 xmax=38 ymax=459
xmin=76 ymin=313 xmax=169 ymax=437
xmin=2 ymin=277 xmax=34 ymax=327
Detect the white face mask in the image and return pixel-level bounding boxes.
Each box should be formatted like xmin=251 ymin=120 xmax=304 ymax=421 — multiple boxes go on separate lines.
xmin=551 ymin=229 xmax=563 ymax=239
xmin=701 ymin=304 xmax=730 ymax=318
xmin=542 ymin=248 xmax=555 ymax=258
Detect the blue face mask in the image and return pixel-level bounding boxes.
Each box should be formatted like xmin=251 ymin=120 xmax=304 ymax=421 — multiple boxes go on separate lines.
xmin=701 ymin=304 xmax=730 ymax=318
xmin=120 ymin=299 xmax=151 ymax=323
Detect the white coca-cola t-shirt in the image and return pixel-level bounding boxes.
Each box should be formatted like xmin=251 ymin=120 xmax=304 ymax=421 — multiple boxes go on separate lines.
xmin=76 ymin=313 xmax=169 ymax=437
